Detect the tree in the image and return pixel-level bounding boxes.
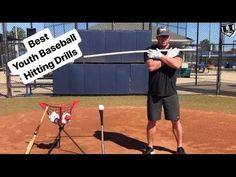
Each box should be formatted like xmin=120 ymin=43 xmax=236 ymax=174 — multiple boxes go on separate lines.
xmin=199 ymin=39 xmax=211 ymax=51
xmin=7 ymin=26 xmax=26 ymax=40
xmin=7 ymin=27 xmax=27 ymax=57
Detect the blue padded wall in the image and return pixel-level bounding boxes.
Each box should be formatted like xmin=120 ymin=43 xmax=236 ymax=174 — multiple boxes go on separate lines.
xmin=99 ymin=64 xmax=117 ymax=94
xmin=76 ymin=29 xmax=152 ymax=63
xmin=53 ymin=29 xmax=152 ymax=95
xmin=84 ymin=64 xmax=100 ymax=94
xmin=115 ymin=64 xmax=130 ymax=94
xmin=136 ymin=30 xmax=152 ymax=61
xmin=105 ymin=30 xmax=122 ymax=62
xmin=83 ymin=30 xmax=106 ymax=63
xmin=53 ymin=64 xmax=70 ymax=94
xmin=130 ymin=64 xmax=148 ymax=93
xmin=120 ymin=31 xmax=137 ymax=63
xmin=69 ymin=64 xmax=85 ymax=94
xmin=53 ymin=63 xmax=149 ymax=95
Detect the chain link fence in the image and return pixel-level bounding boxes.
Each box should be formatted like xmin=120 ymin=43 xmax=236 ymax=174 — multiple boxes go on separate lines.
xmin=0 ymin=23 xmax=52 ymax=97
xmin=1 ymin=22 xmax=236 ymax=97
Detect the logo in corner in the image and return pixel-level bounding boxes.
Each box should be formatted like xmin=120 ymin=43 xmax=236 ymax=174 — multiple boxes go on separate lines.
xmin=221 ymin=23 xmax=236 ymax=37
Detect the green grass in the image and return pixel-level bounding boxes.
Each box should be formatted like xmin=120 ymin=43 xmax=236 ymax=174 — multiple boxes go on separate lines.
xmin=1 ymin=95 xmax=236 ymax=116
xmin=179 ymin=95 xmax=236 ymax=114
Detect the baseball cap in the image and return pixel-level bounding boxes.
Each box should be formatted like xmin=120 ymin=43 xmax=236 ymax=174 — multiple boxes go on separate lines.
xmin=156 ymin=26 xmax=170 ymax=36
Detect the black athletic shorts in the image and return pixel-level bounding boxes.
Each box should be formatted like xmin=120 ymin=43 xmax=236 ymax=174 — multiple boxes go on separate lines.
xmin=147 ymin=94 xmax=180 ymax=121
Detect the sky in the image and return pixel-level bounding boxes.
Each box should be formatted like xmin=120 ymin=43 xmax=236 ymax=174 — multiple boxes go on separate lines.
xmin=186 ymin=23 xmax=236 ymax=44
xmin=2 ymin=22 xmax=236 ymax=48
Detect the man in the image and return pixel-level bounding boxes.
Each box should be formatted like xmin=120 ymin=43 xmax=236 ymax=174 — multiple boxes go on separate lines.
xmin=143 ymin=26 xmax=185 ymax=154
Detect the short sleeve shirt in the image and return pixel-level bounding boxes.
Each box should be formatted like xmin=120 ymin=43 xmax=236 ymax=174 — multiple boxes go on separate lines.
xmin=145 ymin=44 xmax=183 ymax=96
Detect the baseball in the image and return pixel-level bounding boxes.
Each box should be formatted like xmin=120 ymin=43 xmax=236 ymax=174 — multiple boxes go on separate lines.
xmin=98 ymin=104 xmax=104 ymax=110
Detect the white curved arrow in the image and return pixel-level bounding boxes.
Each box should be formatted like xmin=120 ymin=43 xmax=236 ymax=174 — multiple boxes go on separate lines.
xmin=83 ymin=48 xmax=196 ymax=58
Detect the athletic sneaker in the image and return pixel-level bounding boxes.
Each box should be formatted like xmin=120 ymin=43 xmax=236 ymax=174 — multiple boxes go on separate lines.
xmin=177 ymin=147 xmax=186 ymax=154
xmin=143 ymin=146 xmax=155 ymax=154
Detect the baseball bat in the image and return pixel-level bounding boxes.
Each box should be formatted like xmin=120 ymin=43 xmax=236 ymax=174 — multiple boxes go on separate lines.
xmin=25 ymin=106 xmax=49 ymax=154
xmin=83 ymin=48 xmax=196 ymax=58
xmin=98 ymin=105 xmax=105 ymax=154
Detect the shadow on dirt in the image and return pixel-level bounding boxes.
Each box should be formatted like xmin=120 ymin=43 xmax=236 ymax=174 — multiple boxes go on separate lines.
xmin=94 ymin=130 xmax=176 ymax=154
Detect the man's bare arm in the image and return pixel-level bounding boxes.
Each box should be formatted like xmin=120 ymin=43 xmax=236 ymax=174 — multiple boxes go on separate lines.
xmin=146 ymin=59 xmax=164 ymax=72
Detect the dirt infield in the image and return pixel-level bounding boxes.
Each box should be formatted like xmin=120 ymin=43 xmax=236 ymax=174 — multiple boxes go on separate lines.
xmin=1 ymin=106 xmax=236 ymax=154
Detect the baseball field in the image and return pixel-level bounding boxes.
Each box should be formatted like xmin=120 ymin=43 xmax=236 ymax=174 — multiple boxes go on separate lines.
xmin=0 ymin=95 xmax=236 ymax=154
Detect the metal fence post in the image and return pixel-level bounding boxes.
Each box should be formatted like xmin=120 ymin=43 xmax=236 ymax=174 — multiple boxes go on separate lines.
xmin=2 ymin=23 xmax=12 ymax=97
xmin=216 ymin=23 xmax=223 ymax=95
xmin=195 ymin=23 xmax=199 ymax=86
